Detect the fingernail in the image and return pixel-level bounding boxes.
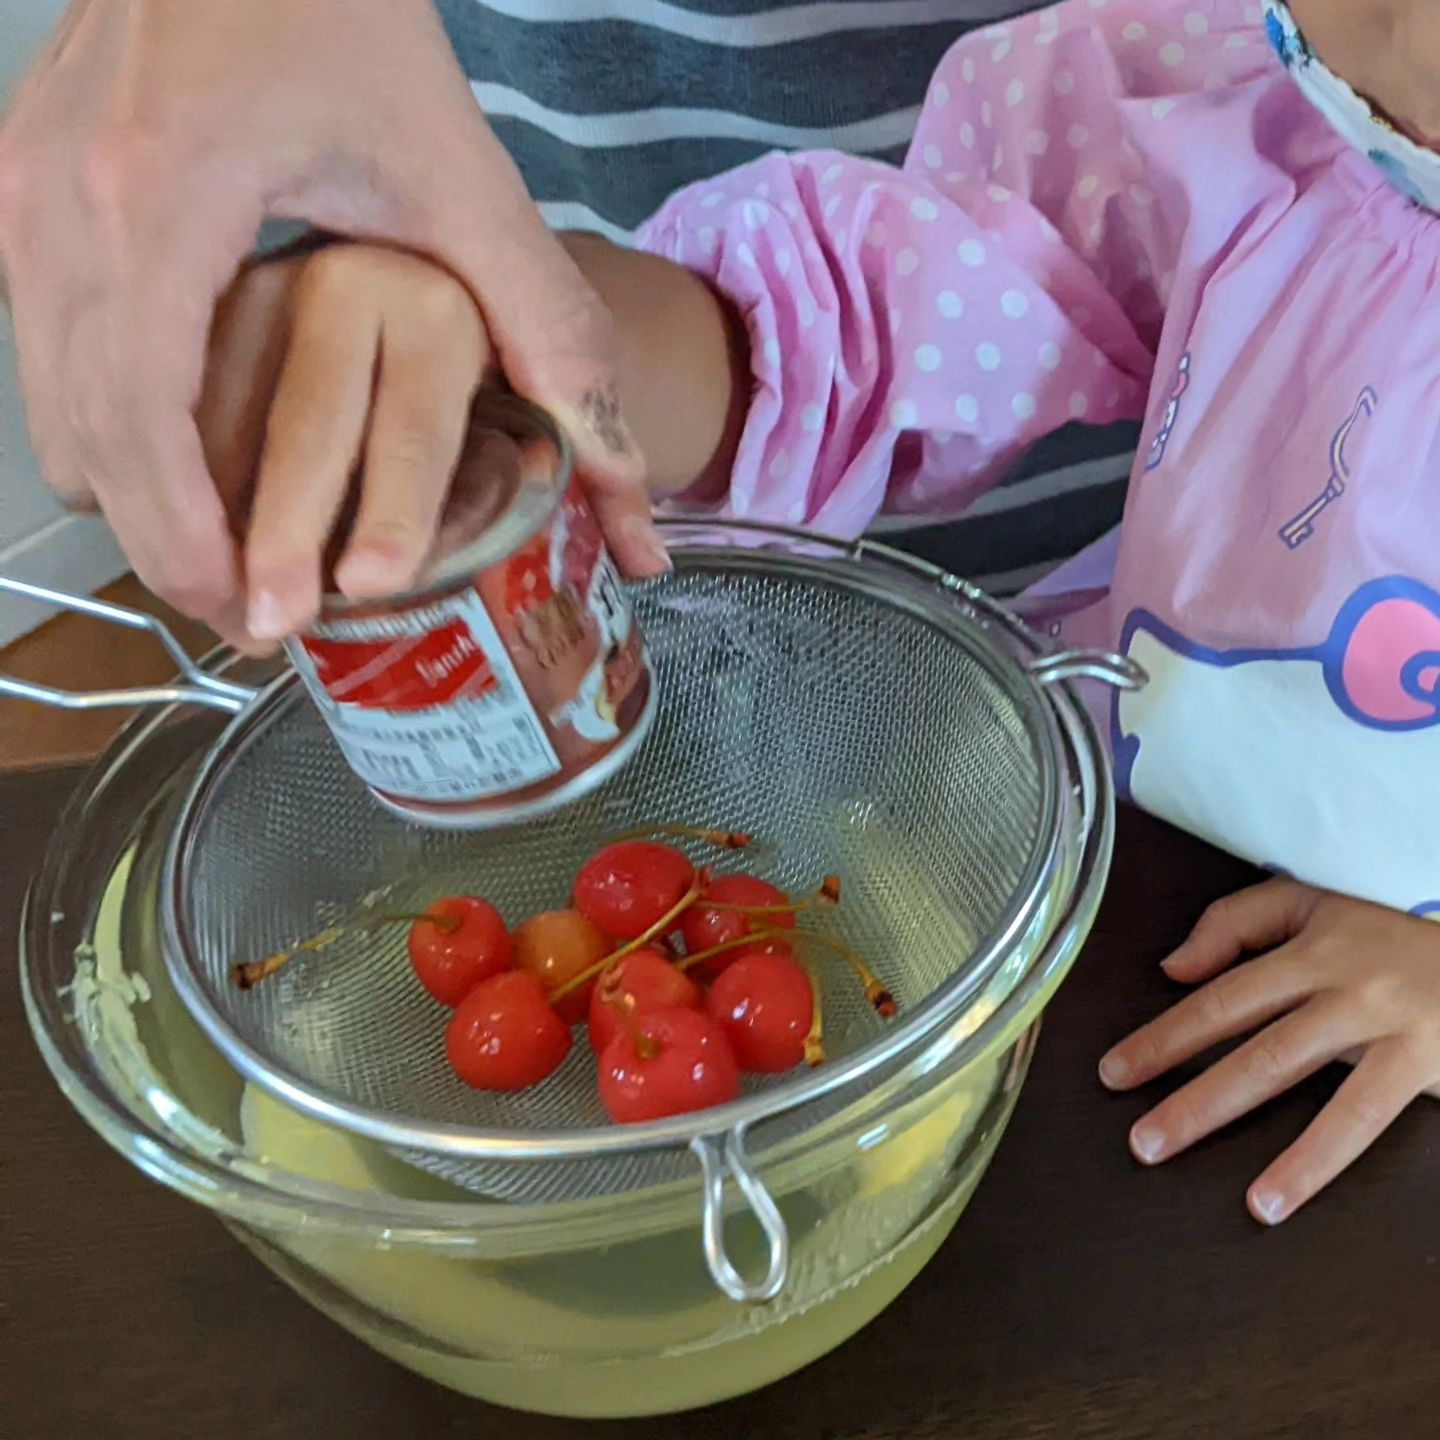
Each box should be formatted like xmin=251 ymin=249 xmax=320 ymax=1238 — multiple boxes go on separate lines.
xmin=336 ymin=547 xmax=406 ymax=600
xmin=247 ymin=589 xmax=291 ymax=642
xmin=1160 ymin=943 xmax=1190 ymax=974
xmin=1130 ymin=1123 xmax=1165 ymax=1165
xmin=1251 ymin=1187 xmax=1288 ymax=1226
xmin=1098 ymin=1052 xmax=1129 ymax=1088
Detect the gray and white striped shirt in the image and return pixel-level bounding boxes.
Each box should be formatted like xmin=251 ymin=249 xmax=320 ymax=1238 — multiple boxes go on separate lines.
xmin=434 ymin=0 xmax=1136 ymax=589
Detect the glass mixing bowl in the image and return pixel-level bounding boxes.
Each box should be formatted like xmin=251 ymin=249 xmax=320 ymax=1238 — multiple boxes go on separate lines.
xmin=18 ymin=540 xmax=1120 ymax=1418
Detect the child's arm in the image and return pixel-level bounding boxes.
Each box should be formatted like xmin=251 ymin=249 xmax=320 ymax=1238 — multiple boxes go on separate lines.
xmin=630 ymin=0 xmax=1274 ymax=533
xmin=557 ymin=234 xmax=749 ymax=504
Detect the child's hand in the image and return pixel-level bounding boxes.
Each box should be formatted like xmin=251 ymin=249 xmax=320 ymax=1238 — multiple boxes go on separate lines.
xmin=200 ymin=236 xmax=741 ymax=650
xmin=199 ymin=243 xmax=490 ymax=648
xmin=1099 ymin=880 xmax=1440 ymax=1225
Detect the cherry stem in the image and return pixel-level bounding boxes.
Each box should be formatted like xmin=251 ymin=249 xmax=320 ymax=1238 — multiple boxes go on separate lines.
xmin=233 ymin=953 xmax=289 ymax=991
xmin=231 ymin=925 xmax=345 ymax=991
xmin=611 ymin=824 xmax=754 ymax=851
xmin=233 ymin=907 xmax=462 ymax=992
xmin=233 ymin=904 xmax=464 ymax=991
xmin=767 ymin=928 xmax=897 ymax=1019
xmin=611 ymin=996 xmax=662 ymax=1060
xmin=548 ymin=869 xmax=713 ymax=1004
xmin=804 ymin=971 xmax=827 ymax=1068
xmin=672 ymin=930 xmax=786 ymax=974
xmin=701 ymin=875 xmax=842 ymax=919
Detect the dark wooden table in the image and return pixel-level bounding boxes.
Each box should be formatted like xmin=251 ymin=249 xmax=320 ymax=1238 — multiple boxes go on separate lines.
xmin=4 ymin=766 xmax=1436 ymax=1439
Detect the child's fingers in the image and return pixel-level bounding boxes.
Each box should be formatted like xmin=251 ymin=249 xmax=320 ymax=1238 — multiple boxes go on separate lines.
xmin=1246 ymin=1038 xmax=1424 ymax=1225
xmin=245 ymin=289 xmax=381 ymax=644
xmin=1160 ymin=880 xmax=1321 ymax=985
xmin=1124 ymin=997 xmax=1357 ymax=1166
xmin=335 ymin=306 xmax=488 ymax=600
xmin=197 ymin=259 xmax=300 ymax=526
xmin=1099 ymin=943 xmax=1314 ymax=1091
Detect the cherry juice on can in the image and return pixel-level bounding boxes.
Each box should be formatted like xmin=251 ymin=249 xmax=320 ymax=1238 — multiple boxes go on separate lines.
xmin=286 ymin=395 xmax=656 ymax=827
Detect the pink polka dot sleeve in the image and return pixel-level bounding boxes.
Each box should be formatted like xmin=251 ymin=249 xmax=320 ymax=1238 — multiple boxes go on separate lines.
xmin=635 ymin=0 xmax=1273 ymax=536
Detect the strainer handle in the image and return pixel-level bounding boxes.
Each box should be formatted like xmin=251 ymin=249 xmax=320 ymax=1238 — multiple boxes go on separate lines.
xmin=0 ymin=576 xmax=253 ymax=714
xmin=1030 ymin=647 xmax=1143 ymax=846
xmin=691 ymin=1131 xmax=789 ymax=1304
xmin=1028 ymin=650 xmax=1146 ymax=690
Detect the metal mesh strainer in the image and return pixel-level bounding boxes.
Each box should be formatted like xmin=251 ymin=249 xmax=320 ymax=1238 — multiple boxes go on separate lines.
xmin=1 ymin=525 xmax=1142 ymax=1301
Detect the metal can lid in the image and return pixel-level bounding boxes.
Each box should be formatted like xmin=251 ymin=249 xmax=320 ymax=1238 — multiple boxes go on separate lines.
xmin=317 ymin=393 xmax=572 ymax=615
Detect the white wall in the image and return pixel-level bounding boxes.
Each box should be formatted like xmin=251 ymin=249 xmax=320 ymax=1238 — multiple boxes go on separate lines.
xmin=0 ymin=0 xmax=128 ymax=646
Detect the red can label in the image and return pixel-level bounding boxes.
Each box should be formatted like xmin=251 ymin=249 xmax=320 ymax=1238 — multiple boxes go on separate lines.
xmin=303 ymin=621 xmax=498 ymax=711
xmin=290 ymin=484 xmax=651 ymax=810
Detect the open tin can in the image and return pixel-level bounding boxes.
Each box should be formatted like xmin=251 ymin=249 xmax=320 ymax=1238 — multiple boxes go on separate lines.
xmin=287 ymin=394 xmax=656 ymax=828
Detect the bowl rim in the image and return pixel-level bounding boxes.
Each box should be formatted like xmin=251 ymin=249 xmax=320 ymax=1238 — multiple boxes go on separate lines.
xmin=20 ymin=523 xmax=1116 ymax=1244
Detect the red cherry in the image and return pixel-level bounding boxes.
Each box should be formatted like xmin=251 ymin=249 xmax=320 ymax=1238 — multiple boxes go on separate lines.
xmin=573 ymin=841 xmax=696 ymax=942
xmin=705 ymin=953 xmax=814 ymax=1074
xmin=598 ymin=1008 xmax=741 ymax=1124
xmin=680 ymin=875 xmax=796 ymax=973
xmin=513 ymin=909 xmax=610 ymax=1024
xmin=587 ymin=947 xmax=702 ymax=1054
xmin=445 ymin=971 xmax=572 ymax=1090
xmin=407 ymin=897 xmax=512 ymax=1008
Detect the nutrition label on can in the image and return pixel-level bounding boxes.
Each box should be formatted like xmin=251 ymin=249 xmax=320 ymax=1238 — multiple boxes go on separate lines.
xmin=291 ymin=591 xmax=561 ymax=803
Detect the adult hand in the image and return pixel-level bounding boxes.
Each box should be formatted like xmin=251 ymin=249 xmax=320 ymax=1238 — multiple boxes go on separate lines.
xmin=0 ymin=0 xmax=665 ymax=647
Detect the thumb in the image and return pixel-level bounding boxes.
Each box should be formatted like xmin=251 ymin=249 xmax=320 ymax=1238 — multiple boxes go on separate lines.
xmin=478 ymin=239 xmax=663 ymax=571
xmin=580 ymin=460 xmax=672 ymax=579
xmin=400 ymin=130 xmax=666 ymax=570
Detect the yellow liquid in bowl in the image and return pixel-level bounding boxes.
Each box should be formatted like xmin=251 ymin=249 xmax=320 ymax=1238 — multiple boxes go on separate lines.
xmin=66 ymin=803 xmax=1052 ymax=1419
xmin=236 ymin=1074 xmax=1017 ymax=1417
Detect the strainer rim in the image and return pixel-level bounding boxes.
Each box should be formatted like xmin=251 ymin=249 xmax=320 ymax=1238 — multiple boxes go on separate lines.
xmin=156 ymin=525 xmax=1073 ymax=1162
